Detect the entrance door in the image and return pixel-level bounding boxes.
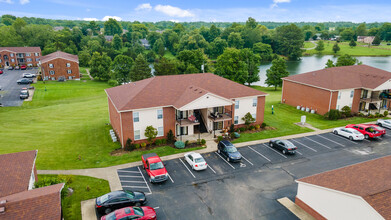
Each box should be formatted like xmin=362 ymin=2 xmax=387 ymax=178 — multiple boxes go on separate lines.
xmin=5 ymin=61 xmax=9 ymax=66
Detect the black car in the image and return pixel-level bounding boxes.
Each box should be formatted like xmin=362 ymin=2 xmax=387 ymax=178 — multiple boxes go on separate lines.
xmin=96 ymin=190 xmax=147 ymax=215
xmin=8 ymin=66 xmax=13 ymax=70
xmin=217 ymin=140 xmax=242 ymax=162
xmin=269 ymin=139 xmax=297 ymax=154
xmin=17 ymin=78 xmax=33 ymax=84
xmin=20 ymin=90 xmax=29 ymax=99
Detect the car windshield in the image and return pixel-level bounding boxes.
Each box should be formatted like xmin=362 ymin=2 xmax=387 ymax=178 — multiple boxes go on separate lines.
xmin=352 ymin=130 xmax=361 ymax=134
xmin=21 ymin=91 xmax=28 ymax=95
xmin=283 ymin=141 xmax=295 ymax=147
xmin=133 ymin=207 xmax=144 ymax=216
xmin=195 ymin=157 xmax=205 ymax=163
xmin=124 ymin=191 xmax=135 ymax=199
xmin=150 ymin=162 xmax=164 ymax=170
xmin=105 ymin=212 xmax=117 ymax=220
xmin=97 ymin=194 xmax=110 ymax=205
xmin=226 ymin=146 xmax=237 ymax=153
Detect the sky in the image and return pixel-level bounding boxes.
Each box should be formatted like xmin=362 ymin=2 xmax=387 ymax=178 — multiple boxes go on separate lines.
xmin=1 ymin=0 xmax=391 ymax=23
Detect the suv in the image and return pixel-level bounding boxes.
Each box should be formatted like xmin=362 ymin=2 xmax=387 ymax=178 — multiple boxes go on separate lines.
xmin=346 ymin=124 xmax=386 ymax=139
xmin=217 ymin=140 xmax=242 ymax=162
xmin=141 ymin=153 xmax=168 ymax=183
xmin=20 ymin=90 xmax=29 ymax=99
xmin=23 ymin=73 xmax=36 ymax=78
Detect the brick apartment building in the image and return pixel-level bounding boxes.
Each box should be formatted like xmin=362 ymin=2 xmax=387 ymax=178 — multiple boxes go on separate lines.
xmin=105 ymin=73 xmax=267 ymax=147
xmin=41 ymin=51 xmax=80 ymax=81
xmin=282 ymin=65 xmax=391 ymax=115
xmin=0 ymin=47 xmax=41 ymax=68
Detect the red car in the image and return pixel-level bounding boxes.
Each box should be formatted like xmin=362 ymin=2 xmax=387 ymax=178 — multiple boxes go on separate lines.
xmin=345 ymin=124 xmax=386 ymax=139
xmin=20 ymin=65 xmax=27 ymax=70
xmin=142 ymin=153 xmax=168 ymax=183
xmin=101 ymin=206 xmax=157 ymax=220
xmin=0 ymin=70 xmax=3 ymax=74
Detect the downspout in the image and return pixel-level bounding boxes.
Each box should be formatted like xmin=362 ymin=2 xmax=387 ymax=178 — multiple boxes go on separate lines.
xmin=120 ymin=112 xmax=124 ymax=148
xmin=328 ymin=91 xmax=333 ymax=112
xmin=281 ymin=80 xmax=284 ymax=103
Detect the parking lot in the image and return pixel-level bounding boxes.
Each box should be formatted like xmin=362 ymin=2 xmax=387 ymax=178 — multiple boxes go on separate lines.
xmin=0 ymin=68 xmax=37 ymax=106
xmin=116 ymin=130 xmax=391 ymax=219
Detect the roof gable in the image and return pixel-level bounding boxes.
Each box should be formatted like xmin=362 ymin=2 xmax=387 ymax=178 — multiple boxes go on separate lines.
xmin=0 ymin=47 xmax=41 ymax=53
xmin=41 ymin=51 xmax=79 ymax=64
xmin=177 ymin=90 xmax=234 ymax=111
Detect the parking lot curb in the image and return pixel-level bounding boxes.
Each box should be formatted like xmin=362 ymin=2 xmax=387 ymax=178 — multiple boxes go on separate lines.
xmin=81 ymin=198 xmax=97 ymax=220
xmin=277 ymin=197 xmax=315 ymax=220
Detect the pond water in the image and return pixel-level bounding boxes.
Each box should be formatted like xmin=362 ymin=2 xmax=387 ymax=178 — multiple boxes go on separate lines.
xmin=254 ymin=55 xmax=391 ymax=86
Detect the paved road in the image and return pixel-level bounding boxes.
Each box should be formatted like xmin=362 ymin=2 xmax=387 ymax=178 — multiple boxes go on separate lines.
xmin=303 ymin=41 xmax=317 ymax=50
xmin=114 ymin=131 xmax=391 ymax=220
xmin=0 ymin=68 xmax=37 ymax=106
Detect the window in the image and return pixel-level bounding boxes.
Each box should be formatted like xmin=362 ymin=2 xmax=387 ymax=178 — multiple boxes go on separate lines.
xmin=235 ymin=100 xmax=239 ymax=109
xmin=49 ymin=70 xmax=55 ymax=75
xmin=234 ymin=116 xmax=239 ymax=124
xmin=134 ymin=130 xmax=140 ymax=140
xmin=26 ymin=58 xmax=32 ymax=62
xmin=34 ymin=53 xmax=39 ymax=56
xmin=180 ymin=126 xmax=188 ymax=135
xmin=253 ymin=98 xmax=257 ymax=107
xmin=35 ymin=58 xmax=40 ymax=61
xmin=252 ymin=113 xmax=256 ymax=119
xmin=26 ymin=53 xmax=31 ymax=56
xmin=11 ymin=59 xmax=15 ymax=62
xmin=158 ymin=127 xmax=163 ymax=136
xmin=350 ymin=90 xmax=354 ymax=98
xmin=10 ymin=53 xmax=14 ymax=57
xmin=67 ymin=69 xmax=72 ymax=74
xmin=0 ymin=59 xmax=2 ymax=63
xmin=157 ymin=109 xmax=163 ymax=119
xmin=66 ymin=63 xmax=71 ymax=67
xmin=133 ymin=112 xmax=139 ymax=122
xmin=68 ymin=76 xmax=73 ymax=80
xmin=49 ymin=63 xmax=54 ymax=68
xmin=338 ymin=92 xmax=341 ymax=99
xmin=337 ymin=105 xmax=339 ymax=110
xmin=213 ymin=121 xmax=223 ymax=130
xmin=51 ymin=77 xmax=56 ymax=80
xmin=176 ymin=110 xmax=188 ymax=120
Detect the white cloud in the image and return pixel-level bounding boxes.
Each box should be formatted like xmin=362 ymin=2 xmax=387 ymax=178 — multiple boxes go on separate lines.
xmin=102 ymin=16 xmax=122 ymax=21
xmin=86 ymin=8 xmax=91 ymax=12
xmin=0 ymin=0 xmax=13 ymax=4
xmin=154 ymin=4 xmax=194 ymax=18
xmin=169 ymin=19 xmax=179 ymax=23
xmin=135 ymin=3 xmax=152 ymax=11
xmin=19 ymin=0 xmax=29 ymax=4
xmin=271 ymin=0 xmax=291 ymax=8
xmin=83 ymin=17 xmax=98 ymax=21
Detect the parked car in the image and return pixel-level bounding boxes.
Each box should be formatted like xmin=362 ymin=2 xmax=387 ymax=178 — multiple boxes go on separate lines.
xmin=142 ymin=153 xmax=168 ymax=183
xmin=0 ymin=70 xmax=3 ymax=74
xmin=333 ymin=127 xmax=364 ymax=141
xmin=269 ymin=139 xmax=297 ymax=154
xmin=22 ymin=73 xmax=36 ymax=78
xmin=101 ymin=206 xmax=157 ymax=220
xmin=377 ymin=119 xmax=391 ymax=129
xmin=20 ymin=90 xmax=29 ymax=99
xmin=217 ymin=140 xmax=242 ymax=162
xmin=95 ymin=190 xmax=147 ymax=215
xmin=8 ymin=66 xmax=13 ymax=70
xmin=15 ymin=66 xmax=20 ymax=70
xmin=20 ymin=65 xmax=27 ymax=70
xmin=184 ymin=152 xmax=207 ymax=171
xmin=17 ymin=78 xmax=32 ymax=84
xmin=346 ymin=124 xmax=386 ymax=139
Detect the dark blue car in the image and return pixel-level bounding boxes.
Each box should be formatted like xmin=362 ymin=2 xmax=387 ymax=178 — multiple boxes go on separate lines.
xmin=217 ymin=140 xmax=242 ymax=162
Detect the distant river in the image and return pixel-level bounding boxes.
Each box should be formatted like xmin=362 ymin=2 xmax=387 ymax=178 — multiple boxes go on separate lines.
xmin=254 ymin=55 xmax=391 ymax=86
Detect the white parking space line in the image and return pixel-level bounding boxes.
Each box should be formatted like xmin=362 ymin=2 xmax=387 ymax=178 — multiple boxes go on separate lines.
xmin=118 ymin=175 xmax=143 ymax=178
xmin=214 ymin=152 xmax=236 ymax=169
xmin=122 ymin=185 xmax=149 ymax=189
xmin=291 ymin=139 xmax=317 ymax=152
xmin=204 ymin=160 xmax=217 ymax=174
xmin=329 ymin=133 xmax=358 ymax=145
xmin=363 ymin=138 xmax=371 ymax=142
xmin=120 ymin=180 xmax=147 ymax=183
xmin=179 ymin=158 xmax=196 ymax=178
xmin=304 ymin=136 xmax=332 ymax=149
xmin=118 ymin=170 xmax=140 ymax=173
xmin=248 ymin=146 xmax=271 ymax=162
xmin=241 ymin=155 xmax=254 ymax=166
xmin=262 ymin=144 xmax=288 ymax=158
xmin=167 ymin=173 xmax=175 ymax=183
xmin=137 ymin=166 xmax=152 ymax=194
xmin=316 ymin=135 xmax=345 ymax=147
xmin=296 ymin=150 xmax=303 ymax=155
xmin=153 ymin=207 xmax=160 ymax=210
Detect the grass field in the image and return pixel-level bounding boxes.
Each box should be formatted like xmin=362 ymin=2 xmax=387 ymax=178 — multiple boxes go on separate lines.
xmin=38 ymin=174 xmax=110 ymax=220
xmin=0 ymin=79 xmax=202 ymax=170
xmin=233 ymin=86 xmax=378 ymax=143
xmin=303 ymin=41 xmax=316 ymax=49
xmin=304 ymin=41 xmax=391 ymax=56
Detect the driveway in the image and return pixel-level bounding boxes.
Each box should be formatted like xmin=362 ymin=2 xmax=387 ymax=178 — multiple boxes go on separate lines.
xmin=0 ymin=68 xmax=37 ymax=106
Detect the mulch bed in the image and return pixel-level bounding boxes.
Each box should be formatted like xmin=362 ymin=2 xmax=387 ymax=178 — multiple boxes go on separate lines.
xmin=110 ymin=143 xmax=205 ymax=156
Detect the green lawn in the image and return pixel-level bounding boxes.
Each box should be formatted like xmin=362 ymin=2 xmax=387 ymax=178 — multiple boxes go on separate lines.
xmin=163 ymin=50 xmax=176 ymax=59
xmin=304 ymin=40 xmax=391 ymax=56
xmin=233 ymin=86 xmax=378 ymax=143
xmin=0 ymin=80 xmax=202 ymax=170
xmin=38 ymin=174 xmax=110 ymax=220
xmin=79 ymin=67 xmax=91 ymax=80
xmin=303 ymin=41 xmax=316 ymax=49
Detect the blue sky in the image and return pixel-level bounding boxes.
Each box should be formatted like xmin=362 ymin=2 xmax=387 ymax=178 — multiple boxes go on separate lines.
xmin=1 ymin=0 xmax=391 ymax=22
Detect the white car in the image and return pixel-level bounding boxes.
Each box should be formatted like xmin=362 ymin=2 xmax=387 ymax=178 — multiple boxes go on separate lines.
xmin=377 ymin=119 xmax=391 ymax=129
xmin=23 ymin=73 xmax=36 ymax=78
xmin=184 ymin=152 xmax=207 ymax=171
xmin=333 ymin=127 xmax=365 ymax=141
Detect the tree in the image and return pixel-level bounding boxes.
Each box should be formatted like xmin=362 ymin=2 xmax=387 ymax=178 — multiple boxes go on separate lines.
xmin=88 ymin=21 xmax=100 ymax=35
xmin=356 ymin=23 xmax=367 ymax=36
xmin=242 ymin=112 xmax=256 ymax=126
xmin=89 ymin=52 xmax=112 ymax=81
xmin=112 ymin=34 xmax=122 ymax=50
xmin=177 ymin=49 xmax=207 ymax=73
xmin=315 ymin=40 xmax=325 ymax=53
xmin=240 ymin=48 xmax=261 ymax=85
xmin=12 ymin=18 xmax=26 ymax=35
xmin=78 ymin=50 xmax=91 ymax=67
xmin=227 ymin=32 xmax=244 ymax=49
xmin=104 ymin=18 xmax=122 ymax=36
xmin=144 ymin=126 xmax=158 ymax=145
xmin=274 ymin=24 xmax=304 ymax=60
xmin=215 ymin=48 xmax=248 ymax=84
xmin=147 ymin=32 xmax=162 ymax=46
xmin=265 ymin=57 xmax=289 ymax=90
xmin=253 ymin=42 xmax=273 ymax=61
xmin=209 ymin=37 xmax=228 ymax=58
xmin=332 ymin=42 xmax=340 ymax=54
xmin=112 ymin=55 xmax=134 ymax=83
xmin=325 ymin=59 xmax=335 ymax=68
xmin=166 ymin=129 xmax=175 ymax=144
xmin=130 ymin=54 xmax=152 ymax=82
xmin=372 ymin=35 xmax=381 ymax=45
xmin=340 ymin=28 xmax=355 ymax=41
xmin=154 ymin=57 xmax=180 ymax=76
xmin=349 ymin=39 xmax=357 ymax=47
xmin=208 ymin=25 xmax=221 ymax=42
xmin=162 ymin=30 xmax=179 ymax=52
xmin=335 ymin=54 xmax=361 ymax=67
xmin=153 ymin=38 xmax=165 ymax=57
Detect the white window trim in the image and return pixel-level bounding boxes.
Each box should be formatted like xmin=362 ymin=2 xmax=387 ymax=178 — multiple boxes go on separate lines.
xmin=133 ymin=112 xmax=139 ymax=122
xmin=157 ymin=127 xmax=164 ymax=136
xmin=49 ymin=64 xmax=54 ymax=68
xmin=67 ymin=69 xmax=72 ymax=74
xmin=235 ymin=100 xmax=239 ymax=109
xmin=253 ymin=98 xmax=257 ymax=107
xmin=66 ymin=63 xmax=71 ymax=67
xmin=134 ymin=130 xmax=141 ymax=140
xmin=234 ymin=116 xmax=239 ymax=125
xmin=157 ymin=109 xmax=163 ymax=119
xmin=49 ymin=70 xmax=55 ymax=75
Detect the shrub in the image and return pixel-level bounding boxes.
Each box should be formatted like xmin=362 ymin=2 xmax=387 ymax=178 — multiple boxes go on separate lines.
xmin=230 ymin=132 xmax=236 ymax=139
xmin=217 ymin=136 xmax=223 ymax=142
xmin=241 ymin=112 xmax=256 ymax=126
xmin=255 ymin=124 xmax=260 ymax=129
xmin=201 ymin=139 xmax=206 ymax=145
xmin=249 ymin=125 xmax=255 ymax=130
xmin=108 ymin=79 xmax=118 ymax=87
xmin=155 ymin=139 xmax=162 ymax=146
xmin=230 ymin=124 xmax=235 ymax=132
xmin=197 ymin=139 xmax=201 ymax=145
xmin=324 ymin=109 xmax=342 ymax=120
xmin=358 ymin=113 xmax=365 ymax=117
xmin=141 ymin=142 xmax=147 ymax=148
xmin=384 ymin=111 xmax=389 ymax=117
xmin=341 ymin=106 xmax=352 ymax=117
xmin=174 ymin=141 xmax=185 ymax=149
xmin=124 ymin=138 xmax=135 ymax=151
xmin=167 ymin=130 xmax=175 ymax=144
xmin=185 ymin=140 xmax=190 ymax=146
xmin=375 ymin=112 xmax=381 ymax=118
xmin=234 ymin=132 xmax=240 ymax=138
xmin=368 ymin=114 xmax=374 ymax=118
xmin=161 ymin=139 xmax=167 ymax=145
xmin=144 ymin=126 xmax=157 ymax=145
xmin=134 ymin=143 xmax=140 ymax=149
xmin=239 ymin=127 xmax=246 ymax=132
xmin=261 ymin=122 xmax=267 ymax=128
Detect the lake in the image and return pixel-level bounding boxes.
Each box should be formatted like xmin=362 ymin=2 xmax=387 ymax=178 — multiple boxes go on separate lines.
xmin=254 ymin=55 xmax=391 ymax=86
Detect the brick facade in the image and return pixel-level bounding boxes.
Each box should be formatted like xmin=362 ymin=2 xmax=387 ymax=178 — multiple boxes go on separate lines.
xmin=108 ymin=97 xmax=121 ymax=143
xmin=256 ymin=96 xmax=265 ymax=124
xmin=41 ymin=58 xmax=80 ymax=81
xmin=120 ymin=111 xmax=133 ymax=147
xmin=295 ymin=197 xmax=327 ymax=220
xmin=351 ymin=89 xmax=362 ymax=113
xmin=0 ymin=50 xmax=41 ymax=68
xmin=163 ymin=107 xmax=176 ymax=137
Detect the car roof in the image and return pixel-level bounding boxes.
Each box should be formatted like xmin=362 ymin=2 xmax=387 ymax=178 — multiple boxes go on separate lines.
xmin=189 ymin=152 xmax=202 ymax=158
xmin=220 ymin=140 xmax=233 ymax=146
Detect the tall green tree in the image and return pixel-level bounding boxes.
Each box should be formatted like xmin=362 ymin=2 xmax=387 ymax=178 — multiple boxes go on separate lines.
xmin=356 ymin=23 xmax=367 ymax=36
xmin=153 ymin=38 xmax=165 ymax=57
xmin=154 ymin=57 xmax=180 ymax=76
xmin=78 ymin=50 xmax=91 ymax=67
xmin=147 ymin=32 xmax=162 ymax=46
xmin=340 ymin=28 xmax=355 ymax=41
xmin=349 ymin=39 xmax=357 ymax=47
xmin=274 ymin=24 xmax=304 ymax=60
xmin=227 ymin=32 xmax=244 ymax=49
xmin=104 ymin=18 xmax=122 ymax=36
xmin=332 ymin=42 xmax=340 ymax=54
xmin=209 ymin=37 xmax=228 ymax=58
xmin=253 ymin=42 xmax=273 ymax=60
xmin=90 ymin=52 xmax=112 ymax=81
xmin=265 ymin=57 xmax=289 ymax=90
xmin=88 ymin=21 xmax=100 ymax=35
xmin=144 ymin=126 xmax=158 ymax=146
xmin=372 ymin=35 xmax=381 ymax=45
xmin=215 ymin=48 xmax=248 ymax=84
xmin=112 ymin=34 xmax=122 ymax=50
xmin=240 ymin=48 xmax=261 ymax=85
xmin=325 ymin=59 xmax=335 ymax=68
xmin=130 ymin=54 xmax=152 ymax=82
xmin=335 ymin=54 xmax=361 ymax=67
xmin=112 ymin=55 xmax=134 ymax=83
xmin=315 ymin=40 xmax=325 ymax=53
xmin=177 ymin=49 xmax=207 ymax=73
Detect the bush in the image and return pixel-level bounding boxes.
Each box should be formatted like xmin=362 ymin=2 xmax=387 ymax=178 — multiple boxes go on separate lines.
xmin=234 ymin=132 xmax=240 ymax=138
xmin=255 ymin=124 xmax=260 ymax=129
xmin=124 ymin=138 xmax=135 ymax=151
xmin=167 ymin=130 xmax=175 ymax=144
xmin=230 ymin=124 xmax=235 ymax=132
xmin=358 ymin=113 xmax=365 ymax=117
xmin=375 ymin=112 xmax=381 ymax=118
xmin=368 ymin=114 xmax=374 ymax=118
xmin=185 ymin=140 xmax=190 ymax=146
xmin=201 ymin=139 xmax=206 ymax=145
xmin=155 ymin=139 xmax=162 ymax=146
xmin=141 ymin=142 xmax=147 ymax=148
xmin=341 ymin=106 xmax=352 ymax=117
xmin=261 ymin=122 xmax=267 ymax=128
xmin=324 ymin=109 xmax=342 ymax=120
xmin=230 ymin=132 xmax=236 ymax=139
xmin=134 ymin=143 xmax=140 ymax=149
xmin=249 ymin=125 xmax=255 ymax=130
xmin=217 ymin=136 xmax=223 ymax=142
xmin=161 ymin=139 xmax=167 ymax=145
xmin=174 ymin=141 xmax=185 ymax=149
xmin=384 ymin=111 xmax=389 ymax=117
xmin=239 ymin=127 xmax=246 ymax=132
xmin=108 ymin=79 xmax=118 ymax=87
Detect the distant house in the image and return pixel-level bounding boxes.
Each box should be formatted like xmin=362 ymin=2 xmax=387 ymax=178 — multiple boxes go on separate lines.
xmin=140 ymin=39 xmax=150 ymax=49
xmin=104 ymin=35 xmax=114 ymax=42
xmin=0 ymin=47 xmax=41 ymax=68
xmin=357 ymin=36 xmax=376 ymax=44
xmin=296 ymin=155 xmax=391 ymax=219
xmin=155 ymin=30 xmax=164 ymax=34
xmin=0 ymin=150 xmax=64 ymax=220
xmin=40 ymin=51 xmax=80 ymax=81
xmin=53 ymin=26 xmax=64 ymax=31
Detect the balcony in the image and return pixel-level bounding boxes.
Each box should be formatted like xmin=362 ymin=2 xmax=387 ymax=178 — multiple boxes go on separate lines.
xmin=208 ymin=109 xmax=232 ymax=122
xmin=176 ymin=114 xmax=200 ymax=126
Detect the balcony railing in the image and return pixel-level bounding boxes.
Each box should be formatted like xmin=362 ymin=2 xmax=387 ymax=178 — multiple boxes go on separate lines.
xmin=208 ymin=109 xmax=232 ymax=122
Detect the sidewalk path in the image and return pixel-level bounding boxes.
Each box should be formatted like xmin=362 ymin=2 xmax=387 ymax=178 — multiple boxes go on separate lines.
xmin=85 ymin=69 xmax=94 ymax=80
xmin=302 ymin=41 xmax=317 ymax=50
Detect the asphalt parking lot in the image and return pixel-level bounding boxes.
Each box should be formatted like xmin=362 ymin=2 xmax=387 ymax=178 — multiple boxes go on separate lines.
xmin=116 ymin=130 xmax=391 ymax=220
xmin=0 ymin=68 xmax=37 ymax=106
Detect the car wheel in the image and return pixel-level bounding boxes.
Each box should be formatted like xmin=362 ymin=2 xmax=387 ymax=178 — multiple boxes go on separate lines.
xmin=269 ymin=142 xmax=273 ymax=147
xmin=365 ymin=134 xmax=369 ymax=139
xmin=217 ymin=149 xmax=220 ymax=154
xmin=227 ymin=157 xmax=230 ymax=162
xmin=135 ymin=202 xmax=141 ymax=206
xmin=105 ymin=208 xmax=112 ymax=215
xmin=334 ymin=130 xmax=338 ymax=135
xmin=382 ymin=134 xmax=385 ymax=137
xmin=282 ymin=149 xmax=286 ymax=154
xmin=349 ymin=136 xmax=353 ymax=141
xmin=378 ymin=123 xmax=383 ymax=127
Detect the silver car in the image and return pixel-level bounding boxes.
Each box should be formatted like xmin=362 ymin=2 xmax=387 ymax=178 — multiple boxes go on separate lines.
xmin=377 ymin=119 xmax=391 ymax=129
